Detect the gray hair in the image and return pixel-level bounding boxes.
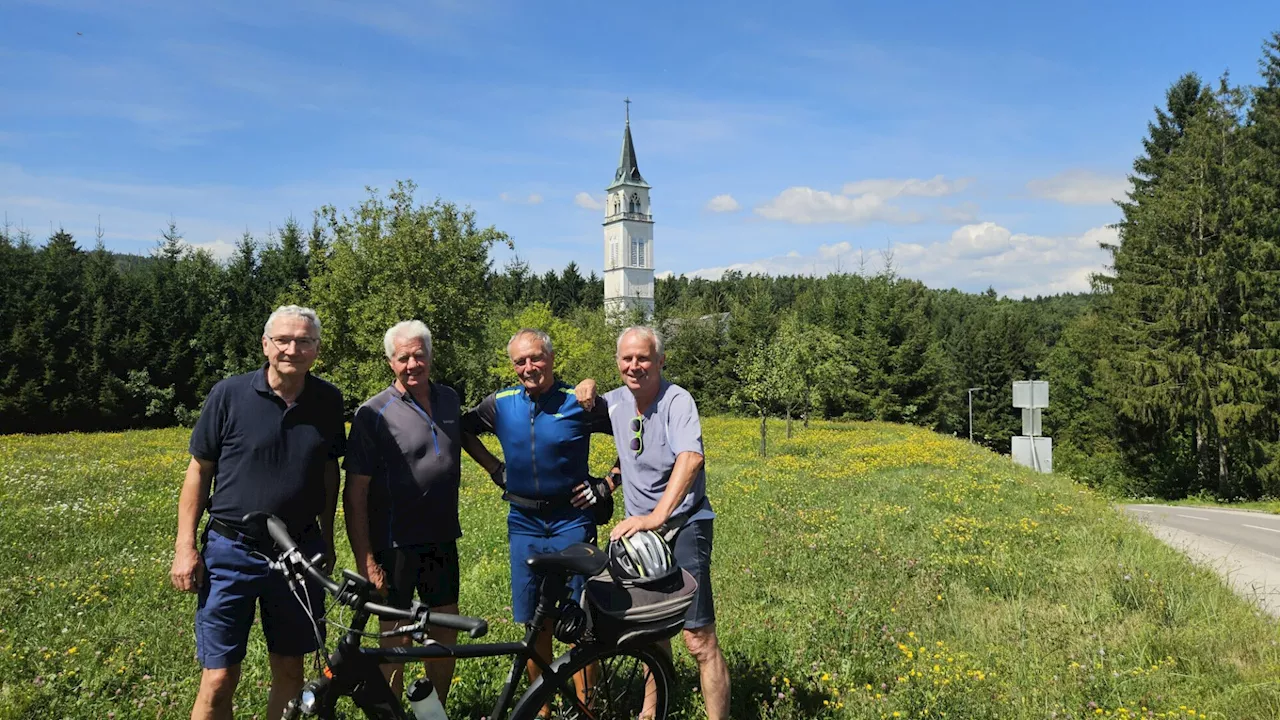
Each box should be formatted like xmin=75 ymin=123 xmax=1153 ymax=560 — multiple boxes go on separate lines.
xmin=264 ymin=305 xmax=321 ymax=339
xmin=384 ymin=320 xmax=433 ymax=361
xmin=508 ymin=328 xmax=554 ymax=357
xmin=617 ymin=326 xmax=664 ymax=357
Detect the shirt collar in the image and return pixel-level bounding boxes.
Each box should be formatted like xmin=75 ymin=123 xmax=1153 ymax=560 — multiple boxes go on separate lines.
xmin=391 ymin=381 xmax=437 ymax=405
xmin=251 ymin=363 xmax=272 ymax=395
xmin=253 ymin=363 xmax=314 ymax=401
xmin=525 ymin=379 xmax=567 ymax=405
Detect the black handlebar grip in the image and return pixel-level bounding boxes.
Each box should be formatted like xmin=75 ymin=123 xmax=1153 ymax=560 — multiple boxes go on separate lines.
xmin=428 ymin=612 xmax=489 ymax=639
xmin=363 ymin=600 xmax=418 ymax=622
xmin=264 ymin=516 xmax=299 ymax=553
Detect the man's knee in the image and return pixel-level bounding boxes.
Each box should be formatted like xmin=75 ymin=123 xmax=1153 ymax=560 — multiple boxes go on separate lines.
xmin=429 ymin=603 xmax=461 ymax=643
xmin=199 ymin=665 xmax=241 ymax=700
xmin=268 ymin=654 xmax=306 ymax=686
xmin=682 ymin=623 xmax=723 ymax=663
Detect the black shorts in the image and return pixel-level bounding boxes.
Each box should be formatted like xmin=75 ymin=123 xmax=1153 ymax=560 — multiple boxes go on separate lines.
xmin=374 ymin=541 xmax=461 ymax=609
xmin=671 ymin=519 xmax=715 ymax=629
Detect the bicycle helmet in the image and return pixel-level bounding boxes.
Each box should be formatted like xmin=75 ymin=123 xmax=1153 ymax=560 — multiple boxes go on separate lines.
xmin=607 ymin=530 xmax=676 ymax=582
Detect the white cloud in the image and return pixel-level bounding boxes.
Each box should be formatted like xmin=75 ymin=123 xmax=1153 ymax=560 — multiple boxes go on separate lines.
xmin=500 ymin=192 xmax=542 ymax=205
xmin=938 ymin=202 xmax=980 ymax=223
xmin=841 ymin=175 xmax=973 ymax=198
xmin=1027 ymin=170 xmax=1128 ymax=205
xmin=704 ymin=194 xmax=741 ymax=213
xmin=818 ymin=241 xmax=852 ymax=258
xmin=574 ymin=192 xmax=604 ymax=210
xmin=755 ymin=174 xmax=970 ymax=226
xmin=948 ymin=222 xmax=1011 ymax=258
xmin=679 ymin=221 xmax=1116 ymax=298
xmin=189 ymin=239 xmax=239 ymax=260
xmin=756 ymin=186 xmax=919 ymax=225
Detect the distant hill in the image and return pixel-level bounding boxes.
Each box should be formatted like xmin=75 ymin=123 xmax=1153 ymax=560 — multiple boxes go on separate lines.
xmin=107 ymin=250 xmax=154 ymax=274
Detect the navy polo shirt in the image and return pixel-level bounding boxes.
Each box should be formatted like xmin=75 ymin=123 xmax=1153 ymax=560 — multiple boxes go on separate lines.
xmin=189 ymin=365 xmax=347 ymax=536
xmin=343 ymin=382 xmax=462 ymax=550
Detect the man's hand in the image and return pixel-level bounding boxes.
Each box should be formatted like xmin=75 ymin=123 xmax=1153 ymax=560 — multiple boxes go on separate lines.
xmin=170 ymin=545 xmax=205 ymax=593
xmin=574 ymin=378 xmax=598 ymax=411
xmin=571 ymin=476 xmax=613 ymax=509
xmin=489 ymin=462 xmax=506 ymax=490
xmin=610 ymin=512 xmax=667 ymax=541
xmin=356 ymin=554 xmax=388 ymax=593
xmin=319 ymin=544 xmax=336 ymax=576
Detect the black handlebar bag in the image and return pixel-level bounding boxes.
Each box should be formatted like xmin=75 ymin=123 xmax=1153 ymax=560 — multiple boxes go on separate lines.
xmin=582 ymin=567 xmax=697 ymax=646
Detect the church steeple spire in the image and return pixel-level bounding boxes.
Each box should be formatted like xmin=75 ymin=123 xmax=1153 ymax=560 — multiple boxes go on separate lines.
xmin=610 ymin=98 xmax=648 ymax=189
xmin=602 ymin=98 xmax=655 ymax=320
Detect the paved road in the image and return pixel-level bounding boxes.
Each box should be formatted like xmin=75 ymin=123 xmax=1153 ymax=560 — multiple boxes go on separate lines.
xmin=1123 ymin=503 xmax=1280 ymax=616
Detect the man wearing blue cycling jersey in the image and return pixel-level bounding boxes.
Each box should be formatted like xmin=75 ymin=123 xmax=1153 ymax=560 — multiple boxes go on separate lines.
xmin=460 ymin=328 xmax=613 ymax=693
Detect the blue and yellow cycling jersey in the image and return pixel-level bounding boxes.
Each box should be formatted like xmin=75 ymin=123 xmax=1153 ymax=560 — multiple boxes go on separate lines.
xmin=461 ymin=381 xmax=612 ymax=499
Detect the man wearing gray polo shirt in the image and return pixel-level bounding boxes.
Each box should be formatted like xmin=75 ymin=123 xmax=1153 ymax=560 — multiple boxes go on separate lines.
xmin=576 ymin=325 xmax=731 ymax=720
xmin=344 ymin=320 xmax=463 ymax=703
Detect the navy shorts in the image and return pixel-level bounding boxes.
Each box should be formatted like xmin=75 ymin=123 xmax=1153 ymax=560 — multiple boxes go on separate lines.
xmin=508 ymin=507 xmax=597 ymax=624
xmin=195 ymin=529 xmax=326 ymax=669
xmin=374 ymin=541 xmax=461 ymax=609
xmin=671 ymin=519 xmax=716 ymax=629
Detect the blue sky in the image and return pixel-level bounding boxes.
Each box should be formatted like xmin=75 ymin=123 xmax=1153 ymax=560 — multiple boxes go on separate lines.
xmin=3 ymin=0 xmax=1278 ymax=296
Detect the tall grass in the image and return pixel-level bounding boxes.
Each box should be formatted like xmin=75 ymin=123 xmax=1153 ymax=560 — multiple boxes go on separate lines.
xmin=2 ymin=419 xmax=1278 ymax=718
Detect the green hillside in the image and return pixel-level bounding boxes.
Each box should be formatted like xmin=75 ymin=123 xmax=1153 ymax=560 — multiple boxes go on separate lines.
xmin=1 ymin=419 xmax=1278 ymax=718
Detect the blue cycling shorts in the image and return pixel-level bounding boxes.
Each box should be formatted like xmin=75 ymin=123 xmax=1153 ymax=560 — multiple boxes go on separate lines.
xmin=507 ymin=507 xmax=597 ymax=624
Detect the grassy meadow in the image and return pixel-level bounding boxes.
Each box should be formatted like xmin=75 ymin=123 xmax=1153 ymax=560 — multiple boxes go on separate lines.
xmin=2 ymin=418 xmax=1280 ymax=719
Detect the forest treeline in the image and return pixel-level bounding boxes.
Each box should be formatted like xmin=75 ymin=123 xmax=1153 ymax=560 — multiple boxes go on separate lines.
xmin=6 ymin=34 xmax=1280 ymax=501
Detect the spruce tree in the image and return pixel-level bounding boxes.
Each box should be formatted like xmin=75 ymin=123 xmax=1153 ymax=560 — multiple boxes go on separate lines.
xmin=1102 ymin=75 xmax=1280 ymax=497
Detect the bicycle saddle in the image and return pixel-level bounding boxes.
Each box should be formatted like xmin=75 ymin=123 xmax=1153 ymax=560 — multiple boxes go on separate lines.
xmin=526 ymin=542 xmax=609 ymax=577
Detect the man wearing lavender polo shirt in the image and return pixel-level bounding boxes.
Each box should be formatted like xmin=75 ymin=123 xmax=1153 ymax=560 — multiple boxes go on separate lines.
xmin=575 ymin=325 xmax=730 ymax=720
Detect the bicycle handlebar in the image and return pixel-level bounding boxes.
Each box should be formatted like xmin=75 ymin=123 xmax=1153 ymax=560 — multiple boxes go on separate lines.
xmin=256 ymin=513 xmax=488 ymax=639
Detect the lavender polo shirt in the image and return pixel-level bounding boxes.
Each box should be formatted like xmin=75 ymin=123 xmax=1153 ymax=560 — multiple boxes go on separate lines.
xmin=601 ymin=379 xmax=715 ymax=523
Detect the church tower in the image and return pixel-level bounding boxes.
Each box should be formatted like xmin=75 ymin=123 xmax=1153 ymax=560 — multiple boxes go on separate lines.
xmin=603 ymin=99 xmax=655 ymax=320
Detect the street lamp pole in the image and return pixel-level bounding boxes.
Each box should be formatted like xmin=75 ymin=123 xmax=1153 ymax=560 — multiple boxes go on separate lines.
xmin=967 ymin=387 xmax=983 ymax=442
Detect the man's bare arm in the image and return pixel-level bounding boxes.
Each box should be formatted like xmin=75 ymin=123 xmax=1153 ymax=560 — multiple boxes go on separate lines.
xmin=319 ymin=459 xmax=340 ymax=573
xmin=651 ymin=451 xmax=703 ymax=523
xmin=170 ymin=457 xmax=215 ymax=592
xmin=610 ymin=451 xmax=703 ymax=539
xmin=461 ymin=433 xmax=506 ymax=487
xmin=343 ymin=472 xmax=385 ymax=590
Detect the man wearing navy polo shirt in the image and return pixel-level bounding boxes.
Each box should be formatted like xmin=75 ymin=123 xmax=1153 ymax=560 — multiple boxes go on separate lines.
xmin=343 ymin=320 xmax=463 ymax=703
xmin=170 ymin=305 xmax=346 ymax=720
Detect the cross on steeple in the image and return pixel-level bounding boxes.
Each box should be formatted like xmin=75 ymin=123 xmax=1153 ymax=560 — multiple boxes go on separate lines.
xmin=611 ymin=98 xmax=646 ymax=188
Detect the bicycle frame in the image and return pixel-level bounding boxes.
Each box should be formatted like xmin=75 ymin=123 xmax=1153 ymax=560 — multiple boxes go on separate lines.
xmin=288 ymin=571 xmax=585 ymax=720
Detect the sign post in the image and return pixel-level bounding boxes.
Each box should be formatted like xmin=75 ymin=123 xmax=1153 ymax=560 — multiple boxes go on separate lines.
xmin=1011 ymin=380 xmax=1051 ymax=472
xmin=967 ymin=387 xmax=983 ymax=442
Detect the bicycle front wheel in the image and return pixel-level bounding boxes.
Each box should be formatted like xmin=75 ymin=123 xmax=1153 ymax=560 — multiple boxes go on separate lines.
xmin=510 ymin=642 xmax=675 ymax=720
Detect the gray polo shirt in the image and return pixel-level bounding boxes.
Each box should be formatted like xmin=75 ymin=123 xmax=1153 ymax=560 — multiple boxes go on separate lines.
xmin=601 ymin=379 xmax=715 ymax=523
xmin=344 ymin=382 xmax=462 ymax=550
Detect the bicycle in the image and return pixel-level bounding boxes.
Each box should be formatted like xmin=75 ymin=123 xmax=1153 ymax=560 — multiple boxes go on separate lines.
xmin=249 ymin=512 xmax=681 ymax=719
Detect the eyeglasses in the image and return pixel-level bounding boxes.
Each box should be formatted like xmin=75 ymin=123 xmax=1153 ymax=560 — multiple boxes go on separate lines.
xmin=268 ymin=336 xmax=319 ymax=351
xmin=629 ymin=415 xmax=644 ymax=455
